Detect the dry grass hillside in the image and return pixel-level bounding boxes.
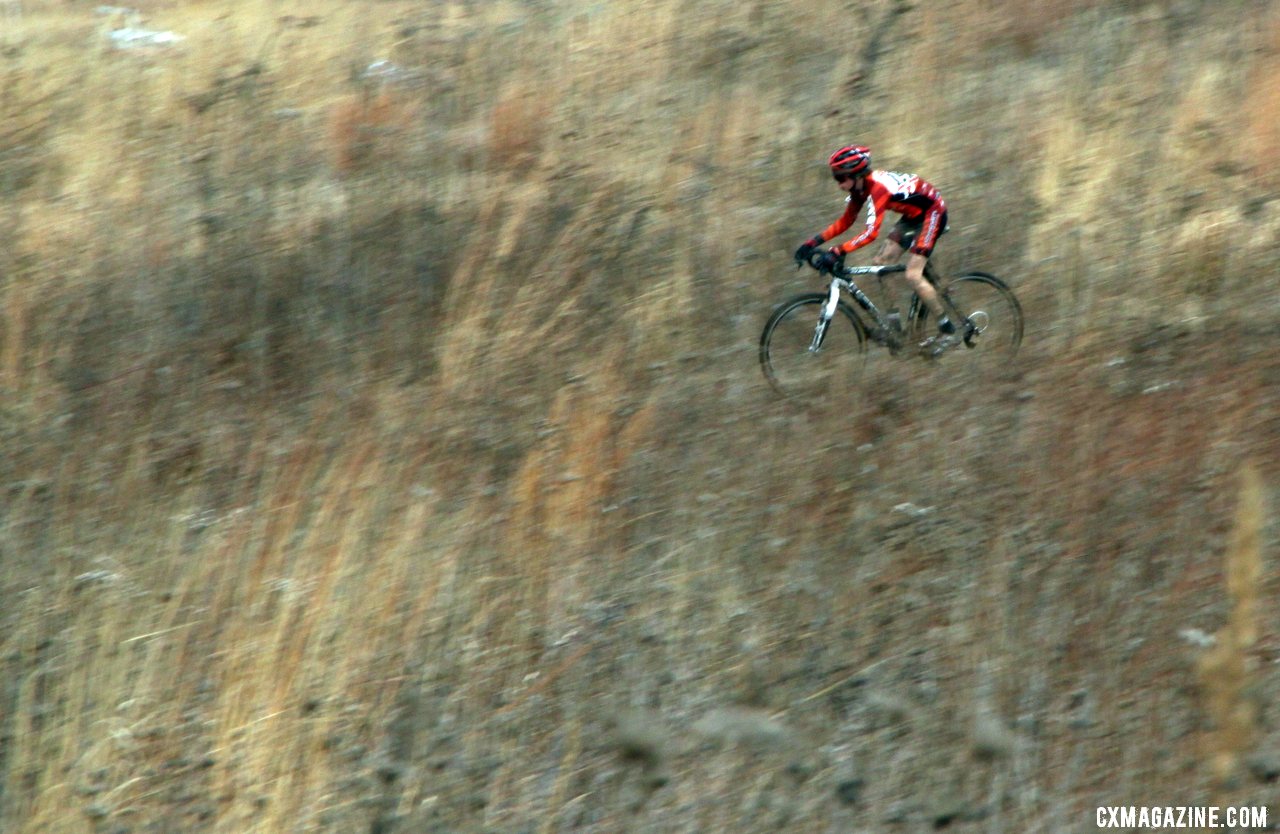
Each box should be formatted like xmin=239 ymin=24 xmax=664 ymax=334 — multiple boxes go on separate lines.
xmin=2 ymin=0 xmax=1279 ymax=831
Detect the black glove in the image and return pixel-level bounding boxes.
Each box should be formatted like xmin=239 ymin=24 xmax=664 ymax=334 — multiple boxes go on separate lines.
xmin=793 ymin=237 xmax=823 ymax=264
xmin=816 ymin=247 xmax=845 ymax=275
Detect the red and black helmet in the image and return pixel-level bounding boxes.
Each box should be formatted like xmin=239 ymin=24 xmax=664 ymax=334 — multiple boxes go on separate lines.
xmin=828 ymin=145 xmax=872 ymax=176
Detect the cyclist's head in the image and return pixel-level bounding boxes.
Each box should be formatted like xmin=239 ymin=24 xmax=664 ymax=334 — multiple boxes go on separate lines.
xmin=829 ymin=145 xmax=871 ymax=182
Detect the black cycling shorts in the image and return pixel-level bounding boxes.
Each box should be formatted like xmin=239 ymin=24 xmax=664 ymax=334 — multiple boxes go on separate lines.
xmin=888 ymin=209 xmax=948 ymax=257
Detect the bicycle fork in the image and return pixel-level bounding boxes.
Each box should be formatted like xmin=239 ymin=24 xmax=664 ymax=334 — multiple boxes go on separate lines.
xmin=808 ymin=279 xmax=843 ymax=353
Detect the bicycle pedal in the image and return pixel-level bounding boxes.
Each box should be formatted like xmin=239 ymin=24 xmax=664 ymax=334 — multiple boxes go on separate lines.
xmin=917 ymin=339 xmax=943 ymax=359
xmin=919 ymin=335 xmax=958 ymax=359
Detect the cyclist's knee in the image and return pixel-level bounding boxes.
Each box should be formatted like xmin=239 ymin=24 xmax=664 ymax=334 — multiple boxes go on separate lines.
xmin=904 ymin=256 xmax=935 ymax=293
xmin=906 ymin=252 xmax=929 ymax=275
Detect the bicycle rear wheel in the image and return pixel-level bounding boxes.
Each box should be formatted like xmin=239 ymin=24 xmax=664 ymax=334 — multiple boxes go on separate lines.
xmin=911 ymin=272 xmax=1023 ymax=355
xmin=759 ymin=293 xmax=868 ymax=399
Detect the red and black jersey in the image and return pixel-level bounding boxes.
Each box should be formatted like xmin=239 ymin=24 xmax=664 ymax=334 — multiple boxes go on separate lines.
xmin=821 ymin=171 xmax=947 ymax=256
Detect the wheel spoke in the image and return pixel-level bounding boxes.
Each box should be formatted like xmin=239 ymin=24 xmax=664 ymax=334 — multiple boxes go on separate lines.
xmin=760 ymin=296 xmax=866 ymax=398
xmin=911 ymin=273 xmax=1022 ymax=358
xmin=947 ymin=276 xmax=1022 ymax=353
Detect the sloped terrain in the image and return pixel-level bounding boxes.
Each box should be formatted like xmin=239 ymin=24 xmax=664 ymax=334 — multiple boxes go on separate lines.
xmin=1 ymin=0 xmax=1279 ymax=832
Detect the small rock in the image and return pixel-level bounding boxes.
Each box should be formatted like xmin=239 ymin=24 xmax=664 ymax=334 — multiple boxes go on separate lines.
xmin=74 ymin=570 xmax=119 ymax=589
xmin=971 ymin=711 xmax=1019 ymax=761
xmin=692 ymin=707 xmax=792 ymax=750
xmin=1245 ymin=751 xmax=1280 ymax=783
xmin=1066 ymin=689 xmax=1096 ymax=731
xmin=865 ymin=689 xmax=915 ymax=724
xmin=835 ymin=777 xmax=864 ymax=806
xmin=882 ymin=800 xmax=913 ymax=824
xmin=930 ymin=793 xmax=986 ymax=828
xmin=1178 ymin=628 xmax=1216 ymax=648
xmin=785 ymin=758 xmax=816 ymax=782
xmin=107 ymin=27 xmax=186 ymax=49
xmin=609 ymin=709 xmax=670 ymax=768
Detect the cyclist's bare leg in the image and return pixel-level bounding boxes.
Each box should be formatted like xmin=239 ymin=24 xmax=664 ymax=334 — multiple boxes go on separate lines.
xmin=903 ymin=252 xmax=946 ymax=320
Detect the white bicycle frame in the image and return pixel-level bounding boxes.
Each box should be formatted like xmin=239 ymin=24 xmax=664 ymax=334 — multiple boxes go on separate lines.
xmin=811 ymin=264 xmax=904 ymax=352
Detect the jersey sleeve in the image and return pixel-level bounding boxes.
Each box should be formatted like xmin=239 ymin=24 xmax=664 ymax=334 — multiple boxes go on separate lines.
xmin=819 ymin=196 xmax=864 ymax=244
xmin=834 ymin=186 xmax=889 ymax=255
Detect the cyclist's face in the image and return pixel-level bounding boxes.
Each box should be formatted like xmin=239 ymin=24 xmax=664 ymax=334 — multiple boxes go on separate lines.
xmin=834 ymin=173 xmax=861 ymax=192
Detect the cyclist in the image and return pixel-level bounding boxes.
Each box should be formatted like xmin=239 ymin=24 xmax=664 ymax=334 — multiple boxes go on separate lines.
xmin=794 ymin=145 xmax=963 ymax=353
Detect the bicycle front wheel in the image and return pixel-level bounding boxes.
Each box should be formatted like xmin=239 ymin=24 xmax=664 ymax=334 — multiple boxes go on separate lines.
xmin=912 ymin=272 xmax=1023 ymax=356
xmin=759 ymin=293 xmax=868 ymax=399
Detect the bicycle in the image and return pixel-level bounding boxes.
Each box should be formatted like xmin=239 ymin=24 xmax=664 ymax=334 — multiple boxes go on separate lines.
xmin=759 ymin=250 xmax=1023 ymax=399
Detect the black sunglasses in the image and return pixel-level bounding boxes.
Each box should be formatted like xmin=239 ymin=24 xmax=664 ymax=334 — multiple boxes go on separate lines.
xmin=832 ymin=171 xmax=860 ymax=183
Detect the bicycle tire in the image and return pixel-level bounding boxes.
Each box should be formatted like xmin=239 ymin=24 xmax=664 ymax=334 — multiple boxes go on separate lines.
xmin=759 ymin=293 xmax=868 ymax=398
xmin=909 ymin=271 xmax=1023 ymax=354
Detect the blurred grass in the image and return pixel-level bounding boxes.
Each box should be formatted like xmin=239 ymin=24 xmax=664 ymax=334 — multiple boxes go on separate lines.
xmin=1 ymin=0 xmax=1279 ymax=831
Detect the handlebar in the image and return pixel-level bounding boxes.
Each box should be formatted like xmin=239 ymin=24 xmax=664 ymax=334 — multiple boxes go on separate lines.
xmin=794 ymin=252 xmax=906 ymax=278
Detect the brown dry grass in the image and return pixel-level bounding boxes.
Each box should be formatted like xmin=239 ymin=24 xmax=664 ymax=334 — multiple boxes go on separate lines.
xmin=1 ymin=1 xmax=1279 ymax=832
xmin=1245 ymin=14 xmax=1280 ymax=191
xmin=1197 ymin=465 xmax=1265 ymax=786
